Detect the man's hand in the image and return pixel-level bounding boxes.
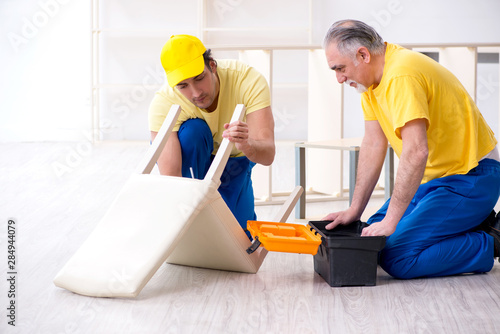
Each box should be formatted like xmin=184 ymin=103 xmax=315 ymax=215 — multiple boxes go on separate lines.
xmin=222 ymin=120 xmax=250 ymax=151
xmin=221 ymin=107 xmax=275 ymax=166
xmin=323 ymin=207 xmax=360 ymax=230
xmin=361 ymin=219 xmax=397 ymax=237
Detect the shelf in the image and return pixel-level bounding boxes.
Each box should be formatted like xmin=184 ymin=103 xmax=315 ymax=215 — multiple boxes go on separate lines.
xmin=272 ymin=83 xmax=308 ymax=89
xmin=92 ymin=29 xmax=198 ymax=38
xmin=92 ymin=84 xmax=163 ymax=89
xmin=203 ymin=26 xmax=310 ymax=32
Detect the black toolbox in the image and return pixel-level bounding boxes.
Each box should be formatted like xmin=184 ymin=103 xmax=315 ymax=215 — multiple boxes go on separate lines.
xmin=308 ymin=221 xmax=386 ymax=287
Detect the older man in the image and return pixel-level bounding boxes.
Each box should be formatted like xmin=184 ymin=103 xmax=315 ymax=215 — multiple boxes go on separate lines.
xmin=322 ymin=20 xmax=500 ymax=279
xmin=148 ymin=35 xmax=275 ymax=237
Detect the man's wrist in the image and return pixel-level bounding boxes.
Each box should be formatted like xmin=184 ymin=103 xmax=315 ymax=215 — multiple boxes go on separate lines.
xmin=238 ymin=140 xmax=254 ymax=156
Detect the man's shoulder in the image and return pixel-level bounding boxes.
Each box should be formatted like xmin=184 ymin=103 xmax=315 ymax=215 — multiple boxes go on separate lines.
xmin=383 ymin=43 xmax=441 ymax=86
xmin=386 ymin=43 xmax=435 ymax=70
xmin=386 ymin=43 xmax=414 ymax=57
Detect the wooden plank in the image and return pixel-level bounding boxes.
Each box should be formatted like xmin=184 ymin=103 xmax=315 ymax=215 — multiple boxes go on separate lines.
xmin=204 ymin=104 xmax=246 ymax=184
xmin=136 ymin=104 xmax=181 ymax=175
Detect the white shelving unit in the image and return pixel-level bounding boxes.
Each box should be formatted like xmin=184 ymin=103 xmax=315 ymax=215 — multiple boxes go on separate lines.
xmin=90 ymin=0 xmax=500 ymax=207
xmin=90 ymin=0 xmax=315 ymax=204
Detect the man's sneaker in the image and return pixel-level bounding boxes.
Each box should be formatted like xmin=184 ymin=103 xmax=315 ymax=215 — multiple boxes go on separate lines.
xmin=477 ymin=210 xmax=496 ymax=232
xmin=475 ymin=211 xmax=499 ymax=262
xmin=491 ymin=213 xmax=500 ymax=262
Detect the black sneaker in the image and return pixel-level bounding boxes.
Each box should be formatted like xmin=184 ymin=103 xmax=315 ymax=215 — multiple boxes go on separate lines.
xmin=477 ymin=210 xmax=496 ymax=232
xmin=491 ymin=213 xmax=500 ymax=262
xmin=475 ymin=211 xmax=499 ymax=262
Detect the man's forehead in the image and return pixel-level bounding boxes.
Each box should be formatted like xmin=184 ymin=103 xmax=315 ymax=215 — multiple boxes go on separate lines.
xmin=325 ymin=44 xmax=345 ymax=69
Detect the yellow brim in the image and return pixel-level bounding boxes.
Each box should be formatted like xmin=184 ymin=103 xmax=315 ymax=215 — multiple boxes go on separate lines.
xmin=167 ymin=55 xmax=205 ymax=87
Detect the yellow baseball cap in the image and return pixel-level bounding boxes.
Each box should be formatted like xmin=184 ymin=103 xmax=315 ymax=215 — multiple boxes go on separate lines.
xmin=160 ymin=35 xmax=207 ymax=87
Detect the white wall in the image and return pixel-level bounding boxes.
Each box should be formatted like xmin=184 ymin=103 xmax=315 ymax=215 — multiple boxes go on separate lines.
xmin=1 ymin=0 xmax=499 ymax=142
xmin=313 ymin=0 xmax=500 ymax=45
xmin=1 ymin=0 xmax=90 ymax=142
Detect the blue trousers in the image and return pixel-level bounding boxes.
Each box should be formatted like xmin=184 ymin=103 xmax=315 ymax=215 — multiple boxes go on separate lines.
xmin=177 ymin=118 xmax=256 ymax=238
xmin=368 ymin=158 xmax=500 ymax=279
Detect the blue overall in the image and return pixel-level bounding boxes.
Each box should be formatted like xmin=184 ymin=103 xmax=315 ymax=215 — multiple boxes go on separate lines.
xmin=368 ymin=158 xmax=500 ymax=279
xmin=177 ymin=118 xmax=256 ymax=239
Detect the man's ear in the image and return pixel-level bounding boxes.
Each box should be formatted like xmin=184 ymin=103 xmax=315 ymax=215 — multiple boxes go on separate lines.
xmin=209 ymin=60 xmax=217 ymax=74
xmin=357 ymin=46 xmax=371 ymax=63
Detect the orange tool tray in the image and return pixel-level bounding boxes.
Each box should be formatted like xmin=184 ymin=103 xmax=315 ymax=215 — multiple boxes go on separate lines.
xmin=246 ymin=221 xmax=322 ymax=255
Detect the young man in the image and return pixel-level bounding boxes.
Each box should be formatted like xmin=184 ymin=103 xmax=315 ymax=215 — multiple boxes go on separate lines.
xmin=322 ymin=20 xmax=500 ymax=279
xmin=148 ymin=35 xmax=275 ymax=237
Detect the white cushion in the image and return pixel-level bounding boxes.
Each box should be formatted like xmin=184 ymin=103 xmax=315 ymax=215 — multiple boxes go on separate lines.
xmin=53 ymin=174 xmax=218 ymax=297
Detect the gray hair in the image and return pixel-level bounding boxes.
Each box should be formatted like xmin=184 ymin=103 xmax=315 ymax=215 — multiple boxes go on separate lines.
xmin=324 ymin=20 xmax=385 ymax=57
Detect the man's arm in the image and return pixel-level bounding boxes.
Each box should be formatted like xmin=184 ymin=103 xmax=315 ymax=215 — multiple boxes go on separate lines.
xmin=222 ymin=106 xmax=275 ymax=166
xmin=324 ymin=120 xmax=388 ymax=229
xmin=361 ymin=118 xmax=428 ymax=236
xmin=150 ymin=131 xmax=182 ymax=176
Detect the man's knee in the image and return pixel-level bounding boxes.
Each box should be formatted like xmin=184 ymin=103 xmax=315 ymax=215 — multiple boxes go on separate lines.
xmin=178 ymin=118 xmax=212 ymax=154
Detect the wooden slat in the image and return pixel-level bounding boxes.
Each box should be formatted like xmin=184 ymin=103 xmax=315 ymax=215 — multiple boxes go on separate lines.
xmin=273 ymin=185 xmax=303 ymax=222
xmin=204 ymin=104 xmax=246 ymax=184
xmin=136 ymin=104 xmax=181 ymax=175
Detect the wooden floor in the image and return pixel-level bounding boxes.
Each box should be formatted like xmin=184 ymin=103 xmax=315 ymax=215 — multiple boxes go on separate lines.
xmin=1 ymin=142 xmax=500 ymax=334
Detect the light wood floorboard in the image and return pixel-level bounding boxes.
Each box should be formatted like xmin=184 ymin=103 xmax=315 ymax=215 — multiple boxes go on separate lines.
xmin=1 ymin=142 xmax=499 ymax=334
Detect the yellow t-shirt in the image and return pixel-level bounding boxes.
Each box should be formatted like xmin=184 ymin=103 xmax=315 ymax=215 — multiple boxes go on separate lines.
xmin=362 ymin=43 xmax=497 ymax=183
xmin=148 ymin=59 xmax=271 ymax=157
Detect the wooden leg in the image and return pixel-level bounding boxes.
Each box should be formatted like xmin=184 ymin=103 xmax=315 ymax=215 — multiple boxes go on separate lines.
xmin=349 ymin=148 xmax=359 ymax=205
xmin=295 ymin=145 xmax=306 ymax=219
xmin=274 ymin=186 xmax=304 ymax=222
xmin=136 ymin=104 xmax=181 ymax=175
xmin=204 ymin=104 xmax=246 ymax=186
xmin=385 ymin=147 xmax=394 ymax=200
